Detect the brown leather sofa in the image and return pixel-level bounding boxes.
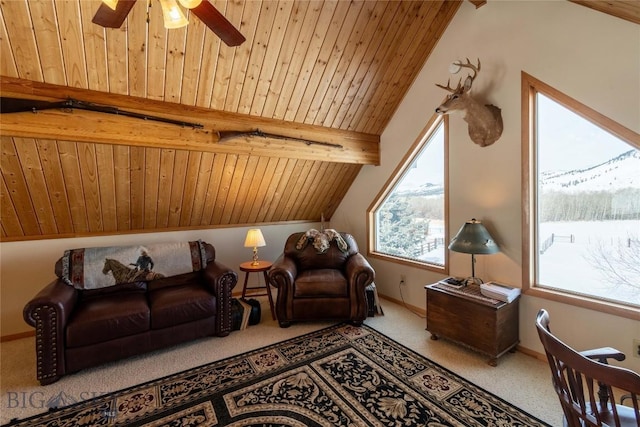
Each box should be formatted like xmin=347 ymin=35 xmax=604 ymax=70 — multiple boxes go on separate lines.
xmin=23 ymin=241 xmax=237 ymax=385
xmin=268 ymin=231 xmax=375 ymax=328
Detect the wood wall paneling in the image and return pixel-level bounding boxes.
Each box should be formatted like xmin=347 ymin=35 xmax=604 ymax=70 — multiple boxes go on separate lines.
xmin=0 ymin=1 xmax=482 ymax=240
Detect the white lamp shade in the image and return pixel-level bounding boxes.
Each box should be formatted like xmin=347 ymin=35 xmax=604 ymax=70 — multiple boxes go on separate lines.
xmin=244 ymin=229 xmax=266 ymax=248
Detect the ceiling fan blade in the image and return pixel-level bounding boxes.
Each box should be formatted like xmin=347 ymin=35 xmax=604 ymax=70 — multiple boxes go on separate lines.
xmin=191 ymin=1 xmax=246 ymax=47
xmin=92 ymin=0 xmax=137 ymax=28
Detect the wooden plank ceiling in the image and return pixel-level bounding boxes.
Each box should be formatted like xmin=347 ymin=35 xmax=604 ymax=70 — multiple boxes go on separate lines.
xmin=0 ymin=0 xmax=462 ymax=241
xmin=1 ymin=0 xmax=636 ymax=241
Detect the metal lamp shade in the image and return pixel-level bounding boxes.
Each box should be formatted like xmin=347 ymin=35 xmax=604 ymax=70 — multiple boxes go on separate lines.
xmin=448 ymin=219 xmax=499 ymax=255
xmin=448 ymin=219 xmax=499 ymax=285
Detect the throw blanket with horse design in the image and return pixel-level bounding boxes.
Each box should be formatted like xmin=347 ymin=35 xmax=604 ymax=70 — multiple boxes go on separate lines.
xmin=296 ymin=229 xmax=349 ymax=254
xmin=60 ymin=240 xmax=207 ymax=290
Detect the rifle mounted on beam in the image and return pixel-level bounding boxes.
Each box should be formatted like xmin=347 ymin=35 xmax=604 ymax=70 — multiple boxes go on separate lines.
xmin=0 ymin=97 xmax=204 ymax=129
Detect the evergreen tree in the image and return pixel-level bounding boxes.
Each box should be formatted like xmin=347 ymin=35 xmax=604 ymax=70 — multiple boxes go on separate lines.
xmin=378 ymin=194 xmax=422 ymax=256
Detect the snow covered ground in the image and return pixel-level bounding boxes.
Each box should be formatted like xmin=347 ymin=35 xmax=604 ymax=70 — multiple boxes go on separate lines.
xmin=538 ymin=220 xmax=640 ymax=306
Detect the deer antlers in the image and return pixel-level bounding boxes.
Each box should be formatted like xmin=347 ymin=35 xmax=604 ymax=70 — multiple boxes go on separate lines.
xmin=435 ymin=79 xmax=462 ymax=94
xmin=435 ymin=58 xmax=481 ymax=93
xmin=458 ymin=58 xmax=480 ymax=81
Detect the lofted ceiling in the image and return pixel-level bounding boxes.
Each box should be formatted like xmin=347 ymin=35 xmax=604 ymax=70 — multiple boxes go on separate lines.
xmin=0 ymin=0 xmax=637 ymax=242
xmin=0 ymin=0 xmax=461 ymax=241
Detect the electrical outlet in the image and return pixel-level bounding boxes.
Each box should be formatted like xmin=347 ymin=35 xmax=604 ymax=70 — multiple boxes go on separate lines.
xmin=633 ymin=339 xmax=640 ymax=358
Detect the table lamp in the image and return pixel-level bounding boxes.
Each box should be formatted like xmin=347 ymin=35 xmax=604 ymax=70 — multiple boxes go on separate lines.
xmin=448 ymin=218 xmax=499 ymax=285
xmin=244 ymin=229 xmax=266 ymax=266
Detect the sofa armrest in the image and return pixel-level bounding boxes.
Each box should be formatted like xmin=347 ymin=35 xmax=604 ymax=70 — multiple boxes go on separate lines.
xmin=203 ymin=261 xmax=238 ymax=337
xmin=345 ymin=253 xmax=375 ymax=290
xmin=345 ymin=253 xmax=375 ymax=320
xmin=23 ymin=279 xmax=78 ymax=385
xmin=267 ymin=255 xmax=297 ymax=289
xmin=267 ymin=255 xmax=297 ymax=322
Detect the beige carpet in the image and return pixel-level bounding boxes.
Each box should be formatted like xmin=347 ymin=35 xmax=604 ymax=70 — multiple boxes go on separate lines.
xmin=0 ymin=298 xmax=562 ymax=426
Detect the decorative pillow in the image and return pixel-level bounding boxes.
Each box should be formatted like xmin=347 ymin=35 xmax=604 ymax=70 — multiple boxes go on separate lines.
xmin=59 ymin=240 xmax=207 ymax=290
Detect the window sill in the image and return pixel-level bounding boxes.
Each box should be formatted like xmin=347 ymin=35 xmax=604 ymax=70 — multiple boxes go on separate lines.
xmin=368 ymin=251 xmax=447 ymax=274
xmin=524 ymin=287 xmax=640 ymax=321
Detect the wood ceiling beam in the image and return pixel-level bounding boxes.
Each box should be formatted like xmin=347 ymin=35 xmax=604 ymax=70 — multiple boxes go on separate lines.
xmin=468 ymin=1 xmax=487 ymax=9
xmin=569 ymin=0 xmax=640 ymax=25
xmin=0 ymin=77 xmax=380 ymax=165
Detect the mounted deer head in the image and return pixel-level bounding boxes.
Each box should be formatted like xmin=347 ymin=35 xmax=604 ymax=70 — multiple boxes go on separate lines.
xmin=435 ymin=58 xmax=503 ymax=147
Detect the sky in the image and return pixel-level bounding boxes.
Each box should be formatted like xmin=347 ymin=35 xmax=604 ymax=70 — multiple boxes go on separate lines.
xmin=389 ymin=93 xmax=635 ymax=191
xmin=396 ymin=122 xmax=445 ymax=190
xmin=537 ymin=94 xmax=634 ymax=172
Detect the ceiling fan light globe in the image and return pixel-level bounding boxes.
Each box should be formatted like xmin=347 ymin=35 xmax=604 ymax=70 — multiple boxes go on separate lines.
xmin=160 ymin=0 xmax=189 ymax=29
xmin=102 ymin=0 xmax=119 ymax=11
xmin=178 ymin=0 xmax=203 ymax=9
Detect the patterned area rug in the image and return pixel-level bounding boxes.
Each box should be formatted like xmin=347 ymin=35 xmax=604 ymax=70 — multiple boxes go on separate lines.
xmin=4 ymin=324 xmax=550 ymax=427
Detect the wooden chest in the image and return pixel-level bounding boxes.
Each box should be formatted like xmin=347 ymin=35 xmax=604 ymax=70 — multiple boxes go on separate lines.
xmin=425 ymin=283 xmax=519 ymax=366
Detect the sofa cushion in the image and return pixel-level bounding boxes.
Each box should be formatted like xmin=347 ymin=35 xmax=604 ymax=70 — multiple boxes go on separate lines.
xmin=294 ymin=269 xmax=348 ymax=297
xmin=149 ymin=283 xmax=216 ymax=330
xmin=66 ymin=293 xmax=150 ymax=348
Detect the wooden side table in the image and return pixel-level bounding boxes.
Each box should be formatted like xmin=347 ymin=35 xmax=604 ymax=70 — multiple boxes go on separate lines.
xmin=240 ymin=260 xmax=275 ymax=320
xmin=425 ymin=282 xmax=519 ymax=366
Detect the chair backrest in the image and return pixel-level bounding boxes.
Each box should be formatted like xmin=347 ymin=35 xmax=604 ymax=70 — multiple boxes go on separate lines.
xmin=535 ymin=309 xmax=640 ymax=427
xmin=283 ymin=231 xmax=359 ymax=270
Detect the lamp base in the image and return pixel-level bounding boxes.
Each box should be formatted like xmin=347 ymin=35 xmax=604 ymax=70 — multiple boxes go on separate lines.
xmin=251 ymin=247 xmax=259 ymax=266
xmin=464 ymin=276 xmax=484 ymax=286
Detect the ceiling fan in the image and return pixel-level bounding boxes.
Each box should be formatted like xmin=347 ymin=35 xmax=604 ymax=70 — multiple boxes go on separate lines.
xmin=92 ymin=0 xmax=246 ymax=47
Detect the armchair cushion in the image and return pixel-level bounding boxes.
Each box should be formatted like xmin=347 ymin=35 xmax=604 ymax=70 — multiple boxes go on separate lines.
xmin=294 ymin=270 xmax=348 ymax=297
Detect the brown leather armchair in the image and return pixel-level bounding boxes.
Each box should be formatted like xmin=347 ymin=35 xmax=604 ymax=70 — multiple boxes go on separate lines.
xmin=268 ymin=230 xmax=375 ymax=328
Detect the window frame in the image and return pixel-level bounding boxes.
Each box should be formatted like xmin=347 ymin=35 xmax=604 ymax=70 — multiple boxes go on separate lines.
xmin=367 ymin=114 xmax=449 ymax=273
xmin=521 ymin=72 xmax=640 ymax=321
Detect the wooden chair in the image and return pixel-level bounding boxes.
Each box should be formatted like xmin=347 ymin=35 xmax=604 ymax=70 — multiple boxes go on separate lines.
xmin=536 ymin=309 xmax=640 ymax=427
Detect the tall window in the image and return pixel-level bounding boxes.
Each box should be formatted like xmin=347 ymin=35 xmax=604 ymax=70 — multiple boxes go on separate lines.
xmin=368 ymin=115 xmax=448 ymax=271
xmin=522 ymin=73 xmax=640 ymax=319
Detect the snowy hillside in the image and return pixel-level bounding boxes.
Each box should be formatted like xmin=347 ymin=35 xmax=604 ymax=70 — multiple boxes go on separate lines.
xmin=397 ymin=182 xmax=444 ymax=197
xmin=541 ymin=150 xmax=640 ymax=192
xmin=393 ymin=149 xmax=639 ymax=197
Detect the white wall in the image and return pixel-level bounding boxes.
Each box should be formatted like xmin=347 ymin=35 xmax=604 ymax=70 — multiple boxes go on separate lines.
xmin=0 ymin=222 xmax=318 ymax=336
xmin=331 ymin=1 xmax=640 ymax=371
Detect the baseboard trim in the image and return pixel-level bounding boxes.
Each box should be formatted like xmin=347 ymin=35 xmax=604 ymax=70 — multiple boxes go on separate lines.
xmin=516 ymin=343 xmax=546 ymax=362
xmin=1 ymin=330 xmax=34 ymax=342
xmin=379 ymin=293 xmax=426 ymax=317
